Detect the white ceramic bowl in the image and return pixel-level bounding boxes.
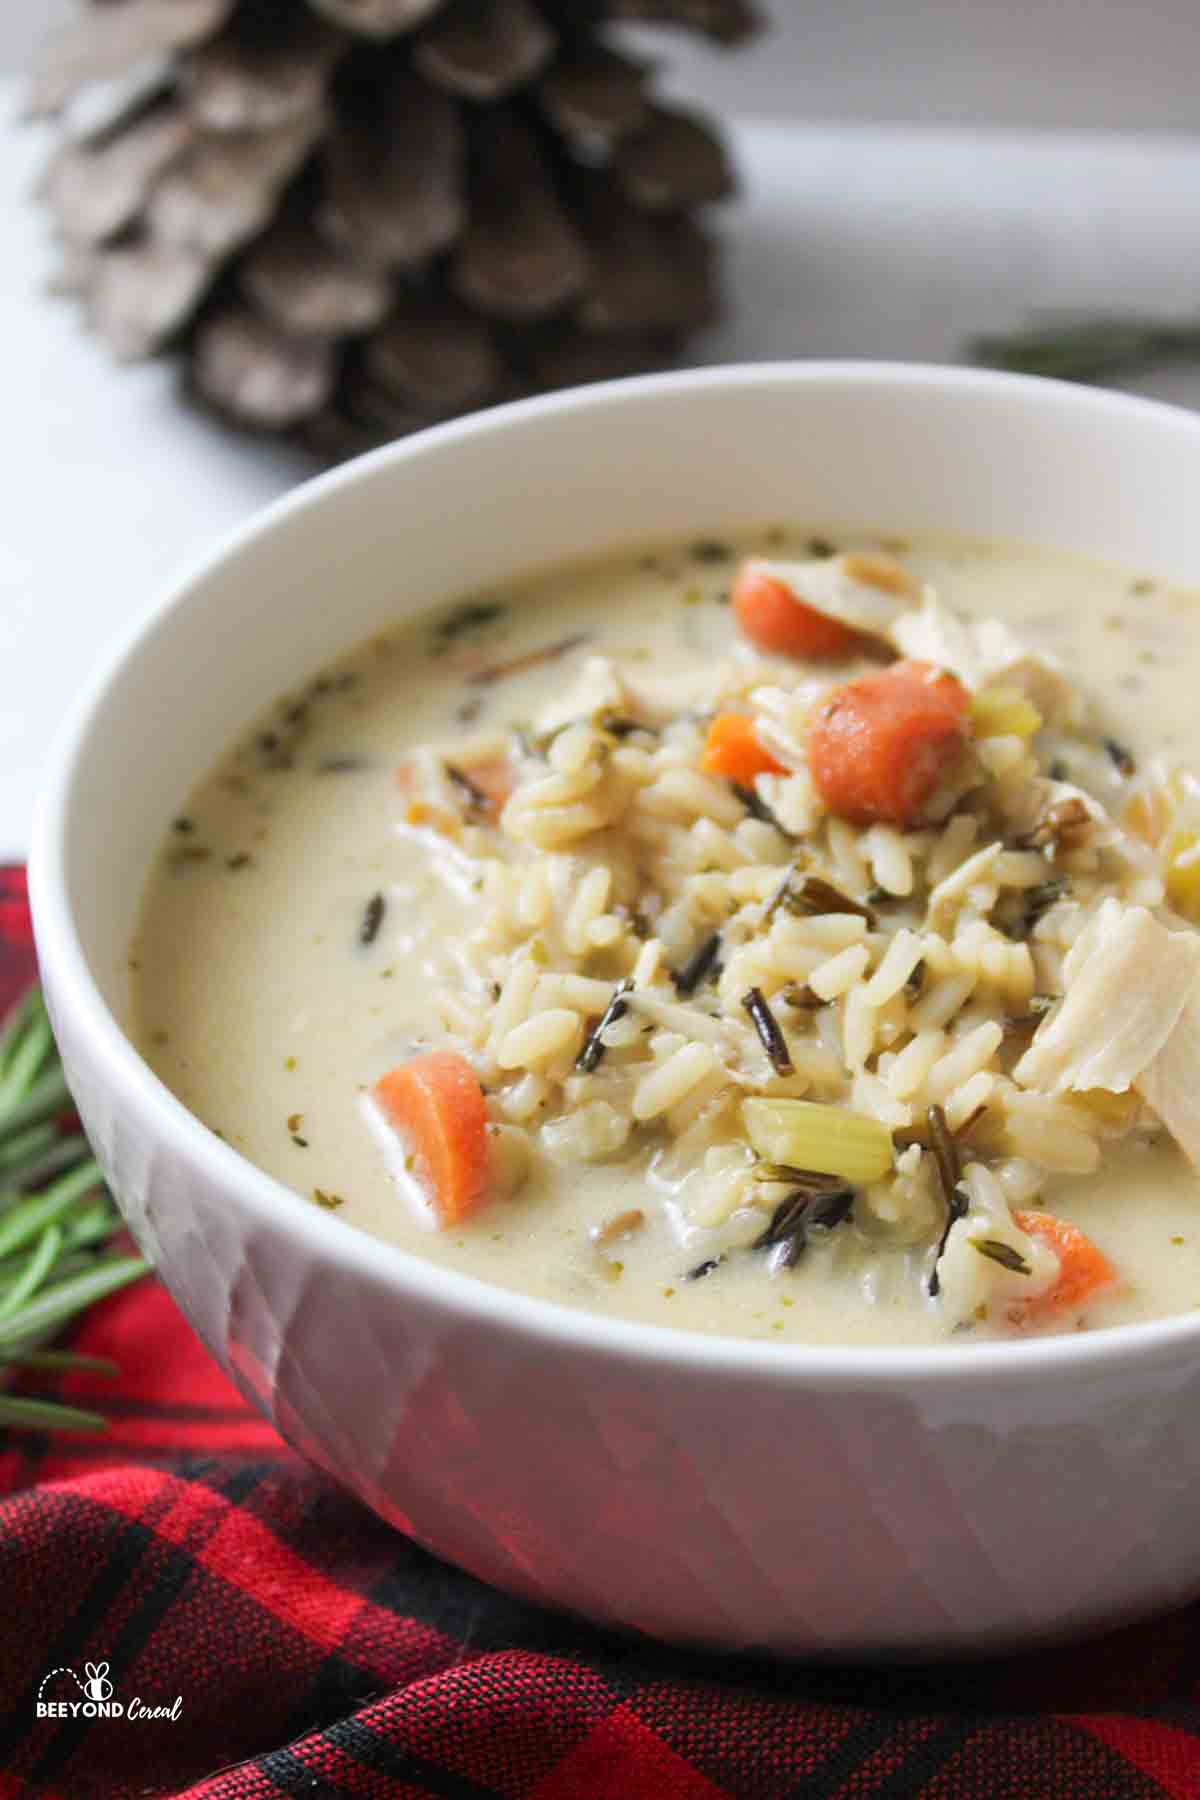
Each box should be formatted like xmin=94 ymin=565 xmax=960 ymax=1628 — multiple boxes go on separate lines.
xmin=30 ymin=364 xmax=1200 ymax=1657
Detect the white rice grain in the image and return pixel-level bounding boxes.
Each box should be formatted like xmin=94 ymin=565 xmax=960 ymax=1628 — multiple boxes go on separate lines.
xmin=487 ymin=957 xmax=541 ymax=1055
xmin=497 ymin=1009 xmax=583 ymax=1071
xmin=505 ymin=799 xmax=611 ymax=850
xmin=995 ymin=850 xmax=1054 ymax=888
xmin=808 ymin=942 xmax=871 ymax=1002
xmin=535 ymin=973 xmax=616 ymax=1012
xmin=864 ymin=825 xmax=913 ymax=897
xmin=851 ymin=1070 xmax=912 ymax=1131
xmin=865 ymin=927 xmax=923 ymax=1006
xmin=730 ymin=865 xmax=786 ymax=904
xmin=498 ymin=1072 xmax=550 ymax=1122
xmin=774 ymin=913 xmax=869 ymax=949
xmin=516 ymin=861 xmax=552 ymax=929
xmin=886 ymin=1028 xmax=946 ymax=1099
xmin=686 ymin=818 xmax=743 ymax=872
xmin=925 ymin=1021 xmax=1004 ymax=1104
xmin=927 ymin=813 xmax=978 ymax=886
xmin=841 ymin=986 xmax=877 ymax=1070
xmin=632 ymin=1042 xmax=720 ymax=1121
xmin=587 ymin=915 xmax=624 ymax=949
xmin=638 ymin=769 xmax=745 ymax=828
xmin=909 ymin=971 xmax=976 ymax=1032
xmin=943 ymin=1069 xmax=996 ymax=1133
xmin=437 ymin=990 xmax=488 ymax=1045
xmin=627 ymin=989 xmax=729 ymax=1044
xmin=826 ymin=817 xmax=870 ymax=897
xmin=549 ymin=722 xmax=602 ymax=775
xmin=632 ymin=938 xmax=665 ymax=988
xmin=733 ymin=818 xmax=790 ymax=864
xmin=565 ymin=866 xmax=612 ymax=955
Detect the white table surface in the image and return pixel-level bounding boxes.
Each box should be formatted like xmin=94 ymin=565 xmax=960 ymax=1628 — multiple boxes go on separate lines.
xmin=8 ymin=101 xmax=1200 ymax=857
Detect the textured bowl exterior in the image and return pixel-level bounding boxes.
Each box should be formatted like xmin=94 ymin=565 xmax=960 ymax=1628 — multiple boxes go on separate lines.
xmin=30 ymin=365 xmax=1200 ymax=1656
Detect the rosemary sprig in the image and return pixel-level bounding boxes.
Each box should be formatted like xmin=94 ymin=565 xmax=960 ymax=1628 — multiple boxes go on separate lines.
xmin=0 ymin=986 xmax=147 ymax=1435
xmin=969 ymin=315 xmax=1200 ymax=385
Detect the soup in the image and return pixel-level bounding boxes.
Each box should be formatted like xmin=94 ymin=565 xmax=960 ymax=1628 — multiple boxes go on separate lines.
xmin=131 ymin=531 xmax=1200 ymax=1345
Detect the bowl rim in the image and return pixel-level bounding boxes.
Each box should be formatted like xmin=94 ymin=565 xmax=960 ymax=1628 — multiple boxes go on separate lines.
xmin=30 ymin=357 xmax=1200 ymax=1390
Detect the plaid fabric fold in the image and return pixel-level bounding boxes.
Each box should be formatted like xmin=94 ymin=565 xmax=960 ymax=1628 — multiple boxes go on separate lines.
xmin=2 ymin=865 xmax=1198 ymax=1800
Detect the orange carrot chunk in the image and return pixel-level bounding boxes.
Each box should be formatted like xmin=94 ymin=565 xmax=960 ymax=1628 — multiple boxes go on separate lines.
xmin=375 ymin=1050 xmax=490 ymax=1226
xmin=733 ymin=562 xmax=861 ymax=660
xmin=701 ymin=713 xmax=787 ymax=785
xmin=1011 ymin=1210 xmax=1116 ymax=1318
xmin=807 ymin=658 xmax=970 ymax=827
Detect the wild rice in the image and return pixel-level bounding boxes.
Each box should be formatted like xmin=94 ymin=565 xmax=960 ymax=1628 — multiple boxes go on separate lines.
xmin=396 ymin=577 xmax=1194 ymax=1327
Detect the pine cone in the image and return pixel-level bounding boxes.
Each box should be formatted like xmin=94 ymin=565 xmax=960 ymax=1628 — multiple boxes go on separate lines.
xmin=34 ymin=0 xmax=757 ymax=458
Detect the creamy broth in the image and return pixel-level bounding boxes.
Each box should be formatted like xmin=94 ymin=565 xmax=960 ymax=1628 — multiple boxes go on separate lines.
xmin=132 ymin=532 xmax=1200 ymax=1345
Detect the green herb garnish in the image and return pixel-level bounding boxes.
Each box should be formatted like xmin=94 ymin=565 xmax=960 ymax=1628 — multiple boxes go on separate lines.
xmin=970 ymin=315 xmax=1200 ymax=385
xmin=691 ymin=540 xmax=732 ymax=564
xmin=0 ymin=987 xmax=147 ymax=1435
xmin=433 ymin=600 xmax=506 ymax=645
xmin=971 ymin=1238 xmax=1033 ymax=1276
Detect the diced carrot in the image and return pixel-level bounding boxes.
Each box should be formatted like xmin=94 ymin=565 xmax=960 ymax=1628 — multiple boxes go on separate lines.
xmin=701 ymin=713 xmax=786 ymax=785
xmin=375 ymin=1050 xmax=491 ymax=1226
xmin=1011 ymin=1209 xmax=1116 ymax=1319
xmin=807 ymin=658 xmax=970 ymax=827
xmin=733 ymin=562 xmax=861 ymax=660
xmin=404 ymin=800 xmax=461 ymax=838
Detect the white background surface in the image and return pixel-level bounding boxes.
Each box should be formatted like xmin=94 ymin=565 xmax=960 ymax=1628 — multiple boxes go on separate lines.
xmin=5 ymin=6 xmax=1200 ymax=856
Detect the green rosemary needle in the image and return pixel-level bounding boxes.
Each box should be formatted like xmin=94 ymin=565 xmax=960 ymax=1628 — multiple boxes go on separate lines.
xmin=970 ymin=315 xmax=1200 ymax=385
xmin=0 ymin=986 xmax=147 ymax=1435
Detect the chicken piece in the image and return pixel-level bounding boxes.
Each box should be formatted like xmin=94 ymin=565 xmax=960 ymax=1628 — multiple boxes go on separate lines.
xmin=982 ymin=651 xmax=1079 ymax=730
xmin=892 ymin=594 xmax=993 ymax=684
xmin=534 ymin=654 xmax=629 ymax=737
xmin=1137 ymin=984 xmax=1200 ymax=1167
xmin=1014 ymin=899 xmax=1200 ymax=1095
xmin=745 ymin=551 xmax=919 ymax=641
xmin=893 ymin=595 xmax=1078 ymax=726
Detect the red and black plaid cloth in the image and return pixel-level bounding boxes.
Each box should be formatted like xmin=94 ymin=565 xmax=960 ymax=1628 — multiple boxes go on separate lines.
xmin=2 ymin=867 xmax=1199 ymax=1800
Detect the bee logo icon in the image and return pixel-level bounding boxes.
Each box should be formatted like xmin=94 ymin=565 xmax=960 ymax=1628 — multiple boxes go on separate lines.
xmin=83 ymin=1663 xmax=113 ymax=1703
